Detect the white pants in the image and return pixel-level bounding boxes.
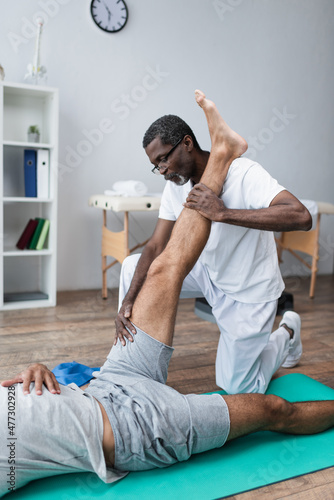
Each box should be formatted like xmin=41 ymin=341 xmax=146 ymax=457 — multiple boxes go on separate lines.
xmin=119 ymin=254 xmax=290 ymax=394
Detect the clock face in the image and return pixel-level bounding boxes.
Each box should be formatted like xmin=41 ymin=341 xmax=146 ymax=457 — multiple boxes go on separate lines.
xmin=90 ymin=0 xmax=128 ymax=33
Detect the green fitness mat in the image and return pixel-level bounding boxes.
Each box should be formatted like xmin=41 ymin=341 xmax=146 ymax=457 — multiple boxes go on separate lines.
xmin=6 ymin=374 xmax=334 ymax=500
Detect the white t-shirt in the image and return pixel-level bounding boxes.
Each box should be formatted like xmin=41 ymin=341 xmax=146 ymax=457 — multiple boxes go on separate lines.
xmin=159 ymin=157 xmax=285 ymax=303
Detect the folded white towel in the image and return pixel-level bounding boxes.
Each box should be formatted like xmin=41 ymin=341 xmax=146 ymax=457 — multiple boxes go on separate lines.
xmin=104 ymin=180 xmax=148 ymax=197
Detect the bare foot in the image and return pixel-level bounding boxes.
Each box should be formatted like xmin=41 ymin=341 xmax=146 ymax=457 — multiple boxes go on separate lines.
xmin=194 ymin=89 xmax=247 ymax=158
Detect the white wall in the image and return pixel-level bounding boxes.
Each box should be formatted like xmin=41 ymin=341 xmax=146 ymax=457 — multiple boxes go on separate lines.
xmin=1 ymin=0 xmax=334 ymax=291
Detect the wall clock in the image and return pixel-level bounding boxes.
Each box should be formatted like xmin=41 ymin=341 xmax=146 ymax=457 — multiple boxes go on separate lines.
xmin=90 ymin=0 xmax=129 ymax=33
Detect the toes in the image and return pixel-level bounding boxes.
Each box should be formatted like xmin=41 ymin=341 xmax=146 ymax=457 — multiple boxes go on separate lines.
xmin=195 ymin=89 xmax=206 ymax=106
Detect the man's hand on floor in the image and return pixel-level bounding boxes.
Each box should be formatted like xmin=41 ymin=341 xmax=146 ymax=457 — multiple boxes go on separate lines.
xmin=1 ymin=363 xmax=61 ymax=396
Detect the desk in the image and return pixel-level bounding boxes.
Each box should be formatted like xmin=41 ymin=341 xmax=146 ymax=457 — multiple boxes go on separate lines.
xmin=89 ymin=194 xmax=161 ymax=299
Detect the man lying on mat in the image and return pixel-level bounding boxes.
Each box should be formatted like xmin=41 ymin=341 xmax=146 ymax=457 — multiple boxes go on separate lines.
xmin=1 ymin=91 xmax=333 ymax=497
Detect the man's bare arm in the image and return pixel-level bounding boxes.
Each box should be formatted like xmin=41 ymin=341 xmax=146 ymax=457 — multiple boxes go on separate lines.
xmin=115 ymin=218 xmax=175 ymax=345
xmin=184 ymin=185 xmax=312 ymax=232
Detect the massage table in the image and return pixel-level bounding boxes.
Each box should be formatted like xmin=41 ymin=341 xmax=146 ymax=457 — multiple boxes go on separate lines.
xmin=88 ymin=194 xmax=161 ymax=299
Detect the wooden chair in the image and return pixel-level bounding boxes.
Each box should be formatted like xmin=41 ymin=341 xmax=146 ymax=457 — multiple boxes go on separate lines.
xmin=276 ymin=202 xmax=334 ymax=298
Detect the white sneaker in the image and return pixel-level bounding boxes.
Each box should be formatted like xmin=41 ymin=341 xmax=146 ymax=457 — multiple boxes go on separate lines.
xmin=279 ymin=311 xmax=302 ymax=368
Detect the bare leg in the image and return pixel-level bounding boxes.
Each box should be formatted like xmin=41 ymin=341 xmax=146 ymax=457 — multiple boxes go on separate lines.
xmin=223 ymin=394 xmax=334 ymax=440
xmin=131 ymin=90 xmax=247 ymax=346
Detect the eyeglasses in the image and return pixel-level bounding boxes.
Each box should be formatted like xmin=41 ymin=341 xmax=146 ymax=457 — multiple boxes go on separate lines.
xmin=151 ymin=137 xmax=184 ymax=175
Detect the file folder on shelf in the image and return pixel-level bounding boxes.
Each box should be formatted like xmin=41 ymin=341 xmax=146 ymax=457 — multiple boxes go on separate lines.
xmin=28 ymin=218 xmax=45 ymax=249
xmin=24 ymin=149 xmax=37 ymax=197
xmin=36 ymin=219 xmax=50 ymax=250
xmin=37 ymin=149 xmax=49 ymax=198
xmin=16 ymin=219 xmax=39 ymax=249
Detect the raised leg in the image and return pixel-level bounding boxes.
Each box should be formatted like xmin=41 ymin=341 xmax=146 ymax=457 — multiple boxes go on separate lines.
xmin=130 ymin=90 xmax=247 ymax=346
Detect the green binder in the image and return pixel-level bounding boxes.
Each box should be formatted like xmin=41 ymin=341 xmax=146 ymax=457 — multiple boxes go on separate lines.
xmin=28 ymin=218 xmax=45 ymax=249
xmin=36 ymin=220 xmax=50 ymax=250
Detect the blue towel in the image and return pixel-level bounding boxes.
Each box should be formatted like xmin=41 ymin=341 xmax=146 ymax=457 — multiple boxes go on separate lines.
xmin=52 ymin=362 xmax=100 ymax=386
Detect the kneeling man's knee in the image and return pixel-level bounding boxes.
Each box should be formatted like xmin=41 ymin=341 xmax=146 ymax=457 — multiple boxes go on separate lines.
xmin=219 ymin=376 xmax=267 ymax=395
xmin=122 ymin=254 xmax=141 ymax=274
xmin=120 ymin=254 xmax=141 ymax=289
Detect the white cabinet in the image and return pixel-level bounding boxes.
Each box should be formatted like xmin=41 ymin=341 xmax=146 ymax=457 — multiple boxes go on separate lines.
xmin=0 ymin=82 xmax=58 ymax=310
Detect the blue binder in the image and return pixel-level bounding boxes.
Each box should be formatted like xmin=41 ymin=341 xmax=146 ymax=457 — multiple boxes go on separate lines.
xmin=24 ymin=149 xmax=37 ymax=197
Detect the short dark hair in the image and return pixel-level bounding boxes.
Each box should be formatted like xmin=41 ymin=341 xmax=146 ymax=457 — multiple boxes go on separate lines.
xmin=142 ymin=115 xmax=201 ymax=150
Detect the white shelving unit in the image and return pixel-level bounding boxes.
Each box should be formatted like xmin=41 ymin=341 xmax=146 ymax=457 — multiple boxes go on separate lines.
xmin=0 ymin=82 xmax=58 ymax=310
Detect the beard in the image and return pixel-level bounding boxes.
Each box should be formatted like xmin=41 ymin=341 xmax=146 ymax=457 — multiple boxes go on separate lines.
xmin=164 ymin=172 xmax=188 ymax=186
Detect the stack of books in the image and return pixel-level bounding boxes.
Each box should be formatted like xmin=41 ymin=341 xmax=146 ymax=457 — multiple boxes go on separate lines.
xmin=24 ymin=149 xmax=49 ymax=198
xmin=16 ymin=218 xmax=50 ymax=250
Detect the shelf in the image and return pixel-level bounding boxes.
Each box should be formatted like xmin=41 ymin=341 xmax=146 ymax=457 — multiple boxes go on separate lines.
xmin=2 ymin=298 xmax=54 ymax=311
xmin=3 ymin=197 xmax=53 ymax=203
xmin=4 ymin=291 xmax=49 ymax=302
xmin=1 ymin=82 xmax=58 ymax=310
xmin=2 ymin=81 xmax=57 ymax=97
xmin=1 ymin=81 xmax=58 ymax=145
xmin=3 ymin=140 xmax=54 ymax=149
xmin=3 ymin=249 xmax=52 ymax=257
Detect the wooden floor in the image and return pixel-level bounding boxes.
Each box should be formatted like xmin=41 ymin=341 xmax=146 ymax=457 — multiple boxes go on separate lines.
xmin=0 ymin=274 xmax=333 ymax=499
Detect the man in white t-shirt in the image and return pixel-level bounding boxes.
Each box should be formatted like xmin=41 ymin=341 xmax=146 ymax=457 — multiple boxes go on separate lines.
xmin=116 ymin=111 xmax=312 ymax=395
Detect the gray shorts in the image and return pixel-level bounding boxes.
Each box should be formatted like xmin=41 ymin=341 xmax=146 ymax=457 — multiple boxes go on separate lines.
xmin=86 ymin=326 xmax=230 ymax=472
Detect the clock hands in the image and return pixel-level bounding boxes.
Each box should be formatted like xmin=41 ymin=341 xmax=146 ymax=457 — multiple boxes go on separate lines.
xmin=103 ymin=1 xmax=112 ymax=23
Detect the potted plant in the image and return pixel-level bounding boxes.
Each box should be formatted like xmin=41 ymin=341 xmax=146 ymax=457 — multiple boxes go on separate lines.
xmin=27 ymin=125 xmax=40 ymax=143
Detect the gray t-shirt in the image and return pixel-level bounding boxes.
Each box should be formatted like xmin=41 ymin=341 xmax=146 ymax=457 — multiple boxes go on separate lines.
xmin=0 ymin=382 xmax=126 ymax=497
